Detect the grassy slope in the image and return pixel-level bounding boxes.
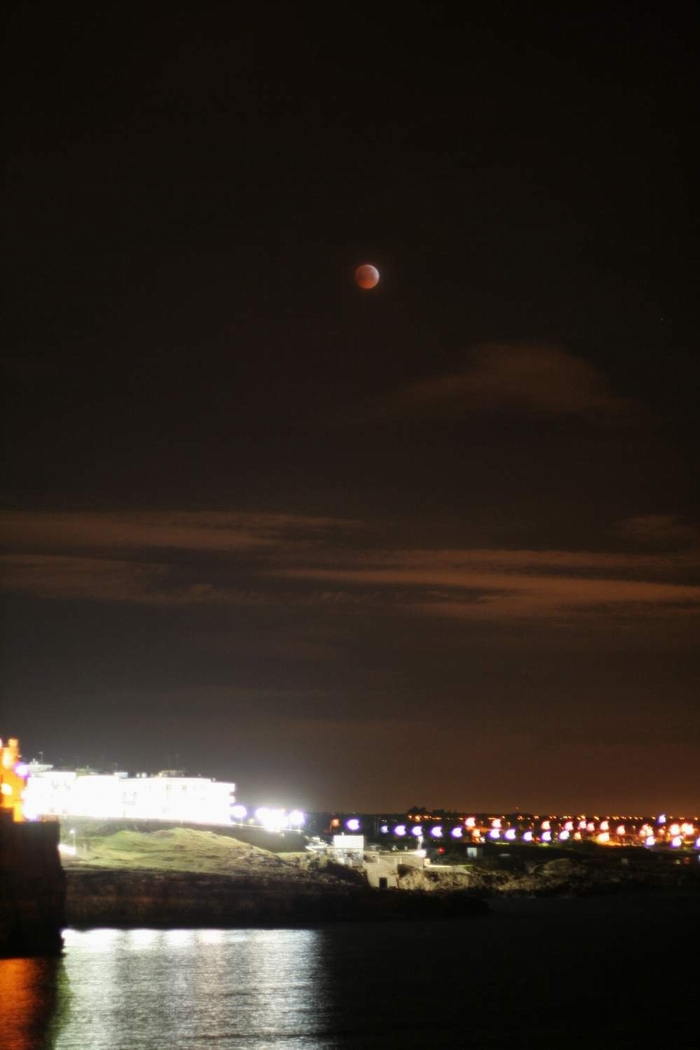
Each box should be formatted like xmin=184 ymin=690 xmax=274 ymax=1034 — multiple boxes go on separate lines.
xmin=68 ymin=827 xmax=297 ymax=877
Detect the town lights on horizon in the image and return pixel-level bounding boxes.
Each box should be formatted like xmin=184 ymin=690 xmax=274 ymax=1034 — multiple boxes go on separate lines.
xmin=369 ymin=814 xmax=698 ymax=849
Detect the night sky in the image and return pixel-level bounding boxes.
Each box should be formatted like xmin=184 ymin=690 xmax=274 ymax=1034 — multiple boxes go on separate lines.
xmin=3 ymin=5 xmax=698 ymax=814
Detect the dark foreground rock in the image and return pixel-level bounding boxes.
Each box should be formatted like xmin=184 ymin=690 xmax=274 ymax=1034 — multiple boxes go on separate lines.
xmin=66 ymin=868 xmax=489 ymax=927
xmin=0 ymin=817 xmax=66 ymax=957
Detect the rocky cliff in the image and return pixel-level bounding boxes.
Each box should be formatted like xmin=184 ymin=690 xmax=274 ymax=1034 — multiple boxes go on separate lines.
xmin=398 ymin=853 xmax=700 ymax=896
xmin=66 ymin=868 xmax=489 ymax=926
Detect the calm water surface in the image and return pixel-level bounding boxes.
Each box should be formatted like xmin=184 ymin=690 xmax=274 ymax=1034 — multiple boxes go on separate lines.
xmin=3 ymin=893 xmax=698 ymax=1049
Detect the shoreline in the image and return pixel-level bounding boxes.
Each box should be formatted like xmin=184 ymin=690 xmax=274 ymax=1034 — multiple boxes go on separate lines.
xmin=55 ymin=824 xmax=700 ymax=934
xmin=65 ymin=866 xmax=491 ymax=928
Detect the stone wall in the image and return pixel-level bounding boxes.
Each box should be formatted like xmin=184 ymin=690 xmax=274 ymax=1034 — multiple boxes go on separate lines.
xmin=0 ymin=815 xmax=66 ymax=957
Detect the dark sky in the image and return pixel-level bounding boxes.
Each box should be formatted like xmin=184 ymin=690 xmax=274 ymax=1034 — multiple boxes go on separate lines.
xmin=3 ymin=4 xmax=699 ymax=814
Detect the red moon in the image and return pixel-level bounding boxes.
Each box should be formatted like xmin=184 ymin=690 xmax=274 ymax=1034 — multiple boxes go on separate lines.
xmin=354 ymin=264 xmax=380 ymax=289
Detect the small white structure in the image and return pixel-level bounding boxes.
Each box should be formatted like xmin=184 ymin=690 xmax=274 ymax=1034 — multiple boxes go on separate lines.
xmin=330 ymin=833 xmax=365 ymax=866
xmin=22 ymin=767 xmax=236 ymax=826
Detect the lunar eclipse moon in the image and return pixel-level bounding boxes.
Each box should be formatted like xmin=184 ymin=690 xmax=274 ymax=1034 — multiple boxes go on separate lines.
xmin=354 ymin=264 xmax=380 ymax=289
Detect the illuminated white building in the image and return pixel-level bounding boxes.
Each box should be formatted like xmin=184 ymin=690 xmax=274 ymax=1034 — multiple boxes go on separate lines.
xmin=23 ymin=767 xmax=236 ymax=826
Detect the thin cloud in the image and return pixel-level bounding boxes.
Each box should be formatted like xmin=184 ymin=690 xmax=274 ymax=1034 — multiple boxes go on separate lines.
xmin=614 ymin=514 xmax=700 ymax=548
xmin=277 ymin=546 xmax=700 ymax=622
xmin=0 ymin=552 xmax=376 ymax=609
xmin=0 ymin=552 xmax=270 ymax=607
xmin=357 ymin=547 xmax=697 ymax=577
xmin=0 ymin=554 xmax=168 ymax=603
xmin=0 ymin=510 xmax=353 ymax=555
xmin=3 ymin=511 xmax=698 ymax=624
xmin=383 ymin=343 xmax=638 ymax=420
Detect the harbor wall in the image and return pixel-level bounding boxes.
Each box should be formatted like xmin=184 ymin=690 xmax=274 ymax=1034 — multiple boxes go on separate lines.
xmin=0 ymin=814 xmax=66 ymax=957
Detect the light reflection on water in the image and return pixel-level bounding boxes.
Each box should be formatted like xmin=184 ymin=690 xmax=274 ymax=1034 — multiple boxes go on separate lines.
xmin=0 ymin=955 xmax=64 ymax=1050
xmin=2 ymin=895 xmax=699 ymax=1049
xmin=57 ymin=927 xmax=329 ymax=1049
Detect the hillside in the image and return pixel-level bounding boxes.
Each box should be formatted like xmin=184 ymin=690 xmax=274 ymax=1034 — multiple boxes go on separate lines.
xmin=60 ymin=825 xmax=488 ymax=927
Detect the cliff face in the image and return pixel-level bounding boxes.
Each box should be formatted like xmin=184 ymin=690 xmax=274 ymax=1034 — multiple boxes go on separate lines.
xmin=398 ymin=855 xmax=700 ymax=896
xmin=66 ymin=868 xmax=489 ymax=927
xmin=0 ymin=817 xmax=66 ymax=957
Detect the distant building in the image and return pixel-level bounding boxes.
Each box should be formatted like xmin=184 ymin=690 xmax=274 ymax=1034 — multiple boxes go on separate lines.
xmin=22 ymin=766 xmax=236 ymax=826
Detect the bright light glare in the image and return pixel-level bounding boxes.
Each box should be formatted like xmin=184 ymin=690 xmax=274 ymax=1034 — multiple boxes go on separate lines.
xmin=394 ymin=824 xmax=406 ymax=837
xmin=231 ymin=804 xmax=247 ymax=821
xmin=255 ymin=807 xmax=289 ymax=833
xmin=451 ymin=827 xmax=463 ymax=838
xmin=670 ymin=836 xmax=682 ymax=848
xmin=488 ymin=829 xmax=500 ymax=839
xmin=559 ymin=830 xmax=570 ymax=841
xmin=542 ymin=831 xmax=552 ymax=842
xmin=346 ymin=818 xmax=361 ymax=832
xmin=505 ymin=829 xmax=516 ymax=841
xmin=289 ymin=809 xmax=305 ymax=827
xmin=411 ymin=826 xmax=423 ymax=837
xmin=523 ymin=831 xmax=533 ymax=842
xmin=14 ymin=763 xmax=30 ymax=778
xmin=430 ymin=826 xmax=443 ymax=838
xmin=465 ymin=817 xmax=476 ymax=828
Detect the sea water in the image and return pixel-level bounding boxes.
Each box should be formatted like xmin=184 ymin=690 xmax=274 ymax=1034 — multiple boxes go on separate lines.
xmin=2 ymin=893 xmax=698 ymax=1049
